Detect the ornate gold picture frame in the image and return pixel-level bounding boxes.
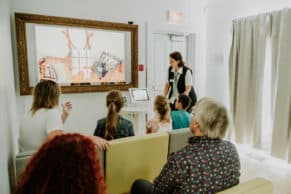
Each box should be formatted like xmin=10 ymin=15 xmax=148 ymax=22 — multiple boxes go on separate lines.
xmin=15 ymin=13 xmax=138 ymax=95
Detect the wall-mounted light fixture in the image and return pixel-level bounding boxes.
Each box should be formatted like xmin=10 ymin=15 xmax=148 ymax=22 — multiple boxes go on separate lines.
xmin=167 ymin=10 xmax=185 ymax=24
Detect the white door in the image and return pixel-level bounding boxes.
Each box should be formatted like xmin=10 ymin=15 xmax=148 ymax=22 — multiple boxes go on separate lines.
xmin=170 ymin=35 xmax=186 ymax=58
xmin=151 ymin=34 xmax=170 ymax=92
xmin=186 ymin=33 xmax=196 ymax=89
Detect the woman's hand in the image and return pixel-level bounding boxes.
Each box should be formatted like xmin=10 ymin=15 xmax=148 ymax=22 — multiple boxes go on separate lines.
xmin=184 ymin=85 xmax=191 ymax=96
xmin=61 ymin=101 xmax=72 ymax=123
xmin=62 ymin=101 xmax=72 ymax=115
xmin=163 ymin=82 xmax=170 ymax=96
xmin=90 ymin=136 xmax=109 ymax=150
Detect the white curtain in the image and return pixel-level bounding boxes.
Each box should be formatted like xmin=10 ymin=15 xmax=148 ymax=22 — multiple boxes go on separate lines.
xmin=269 ymin=9 xmax=291 ymax=161
xmin=229 ymin=15 xmax=269 ymax=148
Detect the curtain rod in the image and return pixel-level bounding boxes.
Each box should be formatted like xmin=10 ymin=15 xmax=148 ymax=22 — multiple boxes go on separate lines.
xmin=232 ymin=7 xmax=291 ymax=22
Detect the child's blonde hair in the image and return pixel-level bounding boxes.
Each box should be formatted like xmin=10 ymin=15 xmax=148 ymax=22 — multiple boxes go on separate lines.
xmin=154 ymin=95 xmax=171 ymax=123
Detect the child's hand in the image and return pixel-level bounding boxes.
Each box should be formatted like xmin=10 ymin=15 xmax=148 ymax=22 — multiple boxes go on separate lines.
xmin=147 ymin=119 xmax=159 ymax=133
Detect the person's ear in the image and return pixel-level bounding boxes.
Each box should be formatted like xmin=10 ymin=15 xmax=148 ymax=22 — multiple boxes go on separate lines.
xmin=195 ymin=123 xmax=200 ymax=131
xmin=180 ymin=103 xmax=183 ymax=109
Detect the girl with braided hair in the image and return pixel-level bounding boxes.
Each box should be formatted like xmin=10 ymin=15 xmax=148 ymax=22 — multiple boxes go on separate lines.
xmin=94 ymin=90 xmax=134 ymax=140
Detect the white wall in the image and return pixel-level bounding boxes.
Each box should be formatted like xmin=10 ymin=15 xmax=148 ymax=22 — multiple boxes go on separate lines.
xmin=11 ymin=0 xmax=207 ymax=135
xmin=205 ymin=0 xmax=291 ymax=106
xmin=0 ymin=0 xmax=18 ymax=192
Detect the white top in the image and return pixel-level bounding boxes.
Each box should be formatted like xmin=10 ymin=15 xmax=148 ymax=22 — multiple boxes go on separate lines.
xmin=147 ymin=116 xmax=172 ymax=133
xmin=168 ymin=67 xmax=193 ymax=103
xmin=19 ymin=108 xmax=63 ymax=152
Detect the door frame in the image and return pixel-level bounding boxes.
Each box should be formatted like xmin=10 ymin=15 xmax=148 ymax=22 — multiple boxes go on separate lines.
xmin=146 ymin=23 xmax=197 ymax=93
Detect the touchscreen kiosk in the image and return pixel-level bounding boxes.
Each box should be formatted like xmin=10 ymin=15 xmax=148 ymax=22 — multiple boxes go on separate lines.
xmin=129 ymin=88 xmax=150 ymax=103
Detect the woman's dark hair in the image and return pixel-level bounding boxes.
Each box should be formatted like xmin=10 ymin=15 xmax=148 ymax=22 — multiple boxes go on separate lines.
xmin=170 ymin=51 xmax=185 ymax=67
xmin=105 ymin=90 xmax=124 ymax=140
xmin=15 ymin=133 xmax=107 ymax=194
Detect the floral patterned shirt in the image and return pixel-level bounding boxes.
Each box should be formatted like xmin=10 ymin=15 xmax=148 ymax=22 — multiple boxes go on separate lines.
xmin=153 ymin=136 xmax=240 ymax=194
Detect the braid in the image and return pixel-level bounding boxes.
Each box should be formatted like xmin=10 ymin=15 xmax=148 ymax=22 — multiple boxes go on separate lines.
xmin=105 ymin=90 xmax=124 ymax=140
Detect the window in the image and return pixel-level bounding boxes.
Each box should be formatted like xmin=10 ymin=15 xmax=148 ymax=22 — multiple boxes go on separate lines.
xmin=261 ymin=38 xmax=273 ymax=152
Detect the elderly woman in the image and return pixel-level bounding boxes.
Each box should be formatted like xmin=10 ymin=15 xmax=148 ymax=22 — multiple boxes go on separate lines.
xmin=131 ymin=97 xmax=240 ymax=194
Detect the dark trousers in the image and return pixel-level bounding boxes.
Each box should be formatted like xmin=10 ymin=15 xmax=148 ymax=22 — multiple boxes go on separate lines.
xmin=130 ymin=179 xmax=154 ymax=194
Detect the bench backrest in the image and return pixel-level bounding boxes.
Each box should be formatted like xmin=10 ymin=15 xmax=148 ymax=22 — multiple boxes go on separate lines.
xmin=15 ymin=151 xmax=35 ymax=183
xmin=105 ymin=132 xmax=169 ymax=194
xmin=168 ymin=128 xmax=192 ymax=154
xmin=15 ymin=149 xmax=104 ymax=182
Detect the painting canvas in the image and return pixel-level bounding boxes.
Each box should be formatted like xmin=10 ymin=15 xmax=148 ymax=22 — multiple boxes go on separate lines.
xmin=34 ymin=25 xmax=128 ymax=85
xmin=15 ymin=13 xmax=138 ymax=95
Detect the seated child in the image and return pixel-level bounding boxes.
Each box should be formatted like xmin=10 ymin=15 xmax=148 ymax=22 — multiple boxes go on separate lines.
xmin=171 ymin=94 xmax=192 ymax=130
xmin=94 ymin=90 xmax=134 ymax=140
xmin=147 ymin=95 xmax=172 ymax=133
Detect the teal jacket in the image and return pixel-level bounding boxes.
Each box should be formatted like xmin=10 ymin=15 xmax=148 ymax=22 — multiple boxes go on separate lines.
xmin=170 ymin=110 xmax=191 ymax=130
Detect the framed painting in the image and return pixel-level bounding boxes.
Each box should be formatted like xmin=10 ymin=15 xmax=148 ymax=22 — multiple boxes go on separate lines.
xmin=15 ymin=13 xmax=138 ymax=95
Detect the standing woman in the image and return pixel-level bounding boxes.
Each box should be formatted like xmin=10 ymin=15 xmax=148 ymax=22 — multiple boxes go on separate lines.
xmin=94 ymin=90 xmax=134 ymax=140
xmin=163 ymin=51 xmax=197 ymax=112
xmin=19 ymin=80 xmax=108 ymax=152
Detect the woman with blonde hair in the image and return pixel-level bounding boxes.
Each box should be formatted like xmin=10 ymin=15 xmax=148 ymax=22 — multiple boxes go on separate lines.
xmin=94 ymin=90 xmax=134 ymax=140
xmin=146 ymin=95 xmax=172 ymax=133
xmin=19 ymin=80 xmax=108 ymax=151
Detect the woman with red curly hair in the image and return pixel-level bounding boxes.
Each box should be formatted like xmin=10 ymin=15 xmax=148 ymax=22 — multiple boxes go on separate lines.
xmin=15 ymin=133 xmax=107 ymax=194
